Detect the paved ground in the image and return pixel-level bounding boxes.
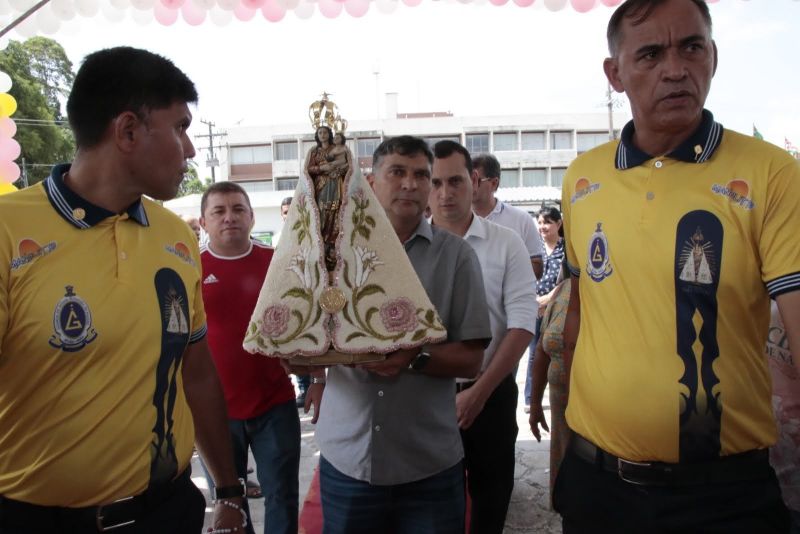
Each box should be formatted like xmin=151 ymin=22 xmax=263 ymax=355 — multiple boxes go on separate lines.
xmin=195 ymin=364 xmax=562 ymax=533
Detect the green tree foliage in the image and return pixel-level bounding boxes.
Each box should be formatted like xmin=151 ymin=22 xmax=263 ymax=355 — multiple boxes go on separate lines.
xmin=0 ymin=37 xmax=75 ymax=185
xmin=177 ymin=164 xmax=211 ymax=197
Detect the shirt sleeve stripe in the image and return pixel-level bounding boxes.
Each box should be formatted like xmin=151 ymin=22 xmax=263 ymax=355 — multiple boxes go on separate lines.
xmin=189 ymin=324 xmax=207 ymax=344
xmin=766 ymin=272 xmax=800 ymax=298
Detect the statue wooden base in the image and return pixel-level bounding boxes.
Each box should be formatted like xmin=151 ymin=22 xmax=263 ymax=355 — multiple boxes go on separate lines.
xmin=287 ymin=349 xmax=386 ymax=366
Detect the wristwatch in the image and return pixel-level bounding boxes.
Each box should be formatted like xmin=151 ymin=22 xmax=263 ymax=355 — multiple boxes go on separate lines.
xmin=408 ymin=350 xmax=431 ymax=372
xmin=212 ymin=478 xmax=246 ymax=500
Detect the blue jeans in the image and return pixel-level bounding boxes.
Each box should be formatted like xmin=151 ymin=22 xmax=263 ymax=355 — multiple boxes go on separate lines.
xmin=319 ymin=456 xmax=465 ymax=534
xmin=524 ymin=316 xmax=544 ymax=405
xmin=202 ymin=399 xmax=300 ymax=534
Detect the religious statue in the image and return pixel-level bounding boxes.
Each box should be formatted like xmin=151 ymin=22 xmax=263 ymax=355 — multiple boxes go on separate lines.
xmin=243 ymin=96 xmax=446 ymax=365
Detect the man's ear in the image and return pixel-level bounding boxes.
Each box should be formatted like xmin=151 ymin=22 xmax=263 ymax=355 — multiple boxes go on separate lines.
xmin=366 ymin=173 xmax=375 ymax=189
xmin=199 ymin=216 xmax=207 ymax=230
xmin=603 ymin=57 xmax=624 ymax=93
xmin=113 ymin=111 xmax=142 ymax=153
xmin=711 ymin=40 xmax=719 ymax=76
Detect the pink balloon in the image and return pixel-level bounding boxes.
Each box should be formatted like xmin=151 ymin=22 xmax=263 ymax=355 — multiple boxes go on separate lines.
xmin=402 ymin=0 xmax=422 ymax=6
xmin=571 ymin=0 xmax=595 ymax=12
xmin=242 ymin=0 xmax=265 ymax=8
xmin=599 ymin=0 xmax=621 ymax=5
xmin=489 ymin=0 xmax=509 ymax=5
xmin=261 ymin=0 xmax=285 ymax=21
xmin=0 ymin=118 xmax=16 ymax=138
xmin=513 ymin=0 xmax=535 ymax=6
xmin=160 ymin=0 xmax=185 ymax=8
xmin=344 ymin=0 xmax=369 ymax=16
xmin=233 ymin=3 xmax=256 ymax=19
xmin=181 ymin=1 xmax=207 ymax=24
xmin=0 ymin=137 xmax=20 ymax=160
xmin=0 ymin=161 xmax=20 ymax=183
xmin=154 ymin=3 xmax=179 ymax=24
xmin=318 ymin=0 xmax=342 ymax=17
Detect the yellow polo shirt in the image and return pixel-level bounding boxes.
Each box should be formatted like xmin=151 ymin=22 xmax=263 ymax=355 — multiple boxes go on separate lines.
xmin=0 ymin=164 xmax=207 ymax=506
xmin=562 ymin=111 xmax=800 ymax=463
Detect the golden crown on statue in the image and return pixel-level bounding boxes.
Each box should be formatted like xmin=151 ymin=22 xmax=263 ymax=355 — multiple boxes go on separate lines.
xmin=309 ymin=92 xmax=347 ymax=134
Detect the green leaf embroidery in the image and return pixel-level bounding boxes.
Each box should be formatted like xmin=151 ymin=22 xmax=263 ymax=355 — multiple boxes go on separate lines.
xmin=411 ymin=329 xmax=427 ymax=342
xmin=357 ymin=284 xmax=386 ymax=301
xmin=346 ymin=332 xmax=367 ymax=342
xmin=365 ymin=216 xmax=376 ymax=228
xmin=299 ymin=333 xmax=319 ymax=344
xmin=283 ymin=287 xmax=310 ymax=299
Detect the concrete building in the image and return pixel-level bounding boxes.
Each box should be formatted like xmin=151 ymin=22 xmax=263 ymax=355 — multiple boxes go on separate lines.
xmin=166 ymin=104 xmax=628 ymax=245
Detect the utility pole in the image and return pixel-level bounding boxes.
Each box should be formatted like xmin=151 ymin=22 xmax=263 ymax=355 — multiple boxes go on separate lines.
xmin=195 ymin=120 xmax=227 ymax=182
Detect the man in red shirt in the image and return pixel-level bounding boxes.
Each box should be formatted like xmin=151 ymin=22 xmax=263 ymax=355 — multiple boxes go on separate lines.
xmin=199 ymin=181 xmax=321 ymax=534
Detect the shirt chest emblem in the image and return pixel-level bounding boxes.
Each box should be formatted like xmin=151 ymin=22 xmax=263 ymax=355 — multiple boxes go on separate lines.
xmin=164 ymin=241 xmax=196 ymax=267
xmin=11 ymin=239 xmax=57 ymax=271
xmin=586 ymin=223 xmax=613 ymax=282
xmin=49 ymin=285 xmax=98 ymax=352
xmin=711 ymin=179 xmax=755 ymax=210
xmin=203 ymin=273 xmax=219 ymax=285
xmin=571 ymin=178 xmax=601 ymax=204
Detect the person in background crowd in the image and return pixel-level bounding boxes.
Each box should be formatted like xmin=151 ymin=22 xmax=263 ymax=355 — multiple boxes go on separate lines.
xmin=184 ymin=215 xmax=201 ymax=241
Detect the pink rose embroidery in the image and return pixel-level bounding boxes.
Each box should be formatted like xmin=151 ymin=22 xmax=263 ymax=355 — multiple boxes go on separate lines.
xmin=380 ymin=298 xmax=418 ymax=333
xmin=261 ymin=304 xmax=290 ymax=338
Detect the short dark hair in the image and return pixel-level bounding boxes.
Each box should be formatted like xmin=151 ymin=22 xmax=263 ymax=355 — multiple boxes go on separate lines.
xmin=472 ymin=154 xmax=501 ymax=179
xmin=607 ymin=0 xmax=712 ymax=56
xmin=537 ymin=206 xmax=564 ymax=238
xmin=67 ymin=47 xmax=198 ymax=148
xmin=372 ymin=135 xmax=433 ymax=170
xmin=432 ymin=140 xmax=473 ymax=176
xmin=281 ymin=196 xmax=292 ymax=207
xmin=201 ymin=181 xmax=252 ymax=215
xmin=314 ymin=126 xmax=333 ymax=146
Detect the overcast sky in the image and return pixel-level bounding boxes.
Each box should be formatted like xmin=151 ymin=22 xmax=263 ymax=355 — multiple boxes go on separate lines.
xmin=10 ymin=0 xmax=800 ymax=152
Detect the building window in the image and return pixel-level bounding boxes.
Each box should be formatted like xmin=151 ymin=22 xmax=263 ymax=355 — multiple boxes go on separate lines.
xmin=424 ymin=136 xmax=460 ymax=149
xmin=275 ymin=142 xmax=298 ymax=161
xmin=550 ymin=168 xmax=567 ymax=187
xmin=356 ymin=138 xmax=381 ymax=159
xmin=238 ymin=180 xmax=273 ymax=193
xmin=465 ymin=133 xmax=489 ymax=155
xmin=276 ymin=177 xmax=298 ymax=191
xmin=500 ymin=168 xmax=519 ymax=188
xmin=302 ymin=140 xmax=317 ymax=156
xmin=521 ymin=132 xmax=545 ymax=150
xmin=577 ymin=132 xmax=611 ymax=153
xmin=550 ymin=131 xmax=573 ymax=150
xmin=522 ymin=168 xmax=547 ymax=186
xmin=494 ymin=132 xmax=518 ymax=152
xmin=231 ymin=145 xmax=272 ymax=165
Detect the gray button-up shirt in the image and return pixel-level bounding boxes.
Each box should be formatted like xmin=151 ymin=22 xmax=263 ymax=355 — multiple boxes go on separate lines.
xmin=315 ymin=218 xmax=491 ymax=485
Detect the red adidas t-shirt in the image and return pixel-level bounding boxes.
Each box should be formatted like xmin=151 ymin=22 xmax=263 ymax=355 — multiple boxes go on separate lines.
xmin=201 ymin=241 xmax=295 ymax=420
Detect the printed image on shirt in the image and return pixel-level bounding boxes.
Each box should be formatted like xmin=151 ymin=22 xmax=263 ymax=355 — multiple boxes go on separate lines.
xmin=674 ymin=210 xmax=723 ymax=461
xmin=150 ymin=268 xmax=190 ymax=486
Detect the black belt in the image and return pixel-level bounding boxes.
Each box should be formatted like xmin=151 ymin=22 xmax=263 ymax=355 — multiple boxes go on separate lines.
xmin=570 ymin=433 xmax=771 ymax=487
xmin=455 ymin=380 xmax=476 ymax=393
xmin=0 ymin=468 xmax=192 ymax=532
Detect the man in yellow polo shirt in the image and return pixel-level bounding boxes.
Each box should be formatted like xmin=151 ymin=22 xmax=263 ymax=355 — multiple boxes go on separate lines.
xmin=0 ymin=47 xmax=245 ymax=533
xmin=556 ymin=1 xmax=800 ymax=532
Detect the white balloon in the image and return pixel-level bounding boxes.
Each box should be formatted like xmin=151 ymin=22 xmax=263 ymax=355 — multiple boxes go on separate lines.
xmin=100 ymin=2 xmax=125 ymax=21
xmin=293 ymin=0 xmax=313 ymax=18
xmin=216 ymin=0 xmax=236 ymax=10
xmin=0 ymin=0 xmax=12 ymax=16
xmin=8 ymin=0 xmax=35 ymax=14
xmin=35 ymin=6 xmax=60 ymax=33
xmin=543 ymin=0 xmax=566 ymax=10
xmin=208 ymin=5 xmax=231 ymax=24
xmin=131 ymin=6 xmax=153 ymax=22
xmin=74 ymin=0 xmax=99 ymax=17
xmin=0 ymin=72 xmax=11 ymax=93
xmin=50 ymin=0 xmax=76 ymax=21
xmin=192 ymin=0 xmax=215 ymax=9
xmin=109 ymin=0 xmax=129 ymax=8
xmin=13 ymin=15 xmax=38 ymax=36
xmin=375 ymin=0 xmax=396 ymax=14
xmin=130 ymin=0 xmax=155 ymax=10
xmin=277 ymin=0 xmax=299 ymax=9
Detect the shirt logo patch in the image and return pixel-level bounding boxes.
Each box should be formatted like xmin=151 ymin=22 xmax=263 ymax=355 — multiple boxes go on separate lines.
xmin=571 ymin=178 xmax=601 ymax=204
xmin=586 ymin=222 xmax=613 ymax=282
xmin=49 ymin=286 xmax=98 ymax=352
xmin=164 ymin=287 xmax=190 ymax=335
xmin=10 ymin=239 xmax=57 ymax=271
xmin=165 ymin=242 xmax=196 ymax=266
xmin=711 ymin=179 xmax=755 ymax=210
xmin=203 ymin=274 xmax=219 ymax=284
xmin=678 ymin=226 xmax=717 ymax=285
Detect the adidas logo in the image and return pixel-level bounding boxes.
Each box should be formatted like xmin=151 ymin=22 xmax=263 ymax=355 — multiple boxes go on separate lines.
xmin=203 ymin=274 xmax=219 ymax=284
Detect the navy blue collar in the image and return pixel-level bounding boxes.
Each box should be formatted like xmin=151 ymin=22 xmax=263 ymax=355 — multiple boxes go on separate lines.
xmin=615 ymin=109 xmax=723 ymax=170
xmin=44 ymin=163 xmax=149 ymax=229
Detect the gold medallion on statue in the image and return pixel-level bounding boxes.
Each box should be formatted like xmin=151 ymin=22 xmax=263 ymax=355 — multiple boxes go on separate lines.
xmin=319 ymin=287 xmax=347 ymax=313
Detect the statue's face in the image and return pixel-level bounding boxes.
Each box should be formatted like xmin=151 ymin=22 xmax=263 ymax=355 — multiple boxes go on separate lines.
xmin=334 ymin=134 xmax=344 ymax=146
xmin=317 ymin=127 xmax=331 ymax=142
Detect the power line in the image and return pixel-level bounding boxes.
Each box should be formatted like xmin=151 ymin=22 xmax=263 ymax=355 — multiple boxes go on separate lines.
xmin=195 ymin=119 xmax=226 ymax=182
